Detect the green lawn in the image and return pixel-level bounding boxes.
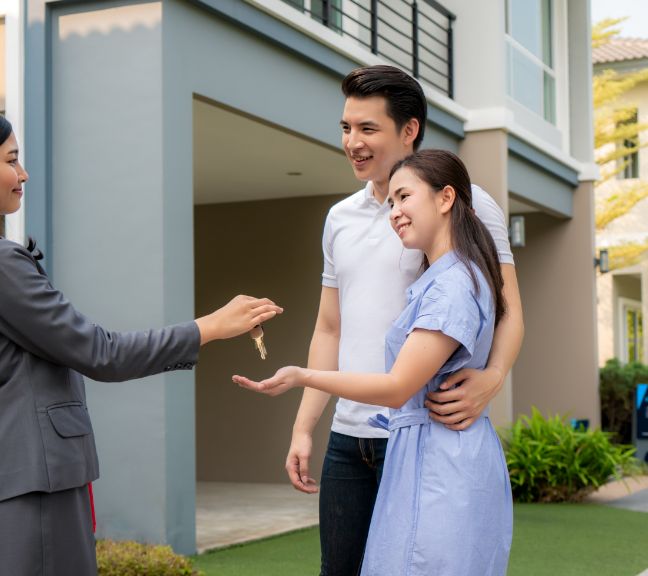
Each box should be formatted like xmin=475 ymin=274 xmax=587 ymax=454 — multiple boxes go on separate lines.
xmin=193 ymin=504 xmax=648 ymax=576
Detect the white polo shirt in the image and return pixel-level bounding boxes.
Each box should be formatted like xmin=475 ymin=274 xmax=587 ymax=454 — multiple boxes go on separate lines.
xmin=322 ymin=182 xmax=514 ymax=438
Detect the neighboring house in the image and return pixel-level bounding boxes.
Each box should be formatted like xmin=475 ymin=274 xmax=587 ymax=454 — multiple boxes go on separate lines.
xmin=593 ymin=37 xmax=648 ymax=366
xmin=15 ymin=0 xmax=596 ymax=554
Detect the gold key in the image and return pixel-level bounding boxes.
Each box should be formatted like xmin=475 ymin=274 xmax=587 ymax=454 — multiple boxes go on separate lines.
xmin=250 ymin=325 xmax=267 ymax=360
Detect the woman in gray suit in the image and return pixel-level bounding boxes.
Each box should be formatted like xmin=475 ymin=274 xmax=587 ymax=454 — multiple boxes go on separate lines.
xmin=0 ymin=115 xmax=282 ymax=576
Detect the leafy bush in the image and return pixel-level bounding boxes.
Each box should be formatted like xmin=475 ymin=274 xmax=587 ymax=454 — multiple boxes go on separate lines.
xmin=501 ymin=407 xmax=644 ymax=503
xmin=96 ymin=540 xmax=203 ymax=576
xmin=600 ymin=358 xmax=648 ymax=444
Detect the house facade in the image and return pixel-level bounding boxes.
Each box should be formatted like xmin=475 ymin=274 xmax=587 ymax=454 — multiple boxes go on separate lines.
xmin=593 ymin=37 xmax=648 ymax=367
xmin=8 ymin=0 xmax=597 ymax=554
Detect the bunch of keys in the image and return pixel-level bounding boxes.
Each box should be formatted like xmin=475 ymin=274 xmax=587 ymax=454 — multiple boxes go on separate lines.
xmin=250 ymin=325 xmax=267 ymax=360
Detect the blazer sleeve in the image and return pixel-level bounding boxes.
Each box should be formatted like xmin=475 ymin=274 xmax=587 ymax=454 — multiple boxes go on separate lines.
xmin=0 ymin=240 xmax=200 ymax=382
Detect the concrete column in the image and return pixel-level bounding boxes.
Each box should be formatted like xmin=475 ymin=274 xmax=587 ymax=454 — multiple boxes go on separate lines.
xmin=49 ymin=1 xmax=195 ymax=554
xmin=512 ymin=180 xmax=600 ymax=427
xmin=459 ymin=129 xmax=513 ymax=426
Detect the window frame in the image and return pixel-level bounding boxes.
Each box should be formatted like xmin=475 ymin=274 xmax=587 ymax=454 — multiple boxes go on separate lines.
xmin=618 ymin=297 xmax=644 ymax=364
xmin=505 ymin=0 xmax=557 ymax=124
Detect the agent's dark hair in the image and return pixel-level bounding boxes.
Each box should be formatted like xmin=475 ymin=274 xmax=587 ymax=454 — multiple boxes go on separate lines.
xmin=0 ymin=115 xmax=12 ymax=147
xmin=390 ymin=149 xmax=506 ymax=325
xmin=0 ymin=116 xmax=41 ymax=259
xmin=342 ymin=65 xmax=427 ymax=150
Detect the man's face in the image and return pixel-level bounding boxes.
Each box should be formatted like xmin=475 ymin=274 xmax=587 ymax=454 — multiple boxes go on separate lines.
xmin=340 ymin=96 xmax=413 ymax=185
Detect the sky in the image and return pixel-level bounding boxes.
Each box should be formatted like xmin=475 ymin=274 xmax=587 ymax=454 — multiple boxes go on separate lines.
xmin=591 ymin=0 xmax=648 ymax=38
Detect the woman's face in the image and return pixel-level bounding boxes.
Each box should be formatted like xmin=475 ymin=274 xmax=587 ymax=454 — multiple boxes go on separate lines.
xmin=0 ymin=132 xmax=28 ymax=217
xmin=388 ymin=166 xmax=452 ymax=251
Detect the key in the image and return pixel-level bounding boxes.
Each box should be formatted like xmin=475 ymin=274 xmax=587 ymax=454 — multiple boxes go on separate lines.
xmin=250 ymin=325 xmax=267 ymax=360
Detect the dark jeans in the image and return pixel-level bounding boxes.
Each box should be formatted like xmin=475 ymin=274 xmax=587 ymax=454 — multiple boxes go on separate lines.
xmin=319 ymin=431 xmax=387 ymax=576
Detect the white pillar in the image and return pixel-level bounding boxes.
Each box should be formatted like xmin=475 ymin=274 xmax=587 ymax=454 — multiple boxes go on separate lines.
xmin=2 ymin=0 xmax=24 ymax=244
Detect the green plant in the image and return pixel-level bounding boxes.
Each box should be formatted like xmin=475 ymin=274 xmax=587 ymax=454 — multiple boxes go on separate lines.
xmin=599 ymin=358 xmax=648 ymax=443
xmin=97 ymin=540 xmax=203 ymax=576
xmin=500 ymin=407 xmax=643 ymax=503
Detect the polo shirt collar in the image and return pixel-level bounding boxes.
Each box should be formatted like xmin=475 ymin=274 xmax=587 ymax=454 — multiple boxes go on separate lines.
xmin=407 ymin=250 xmax=459 ymax=299
xmin=357 ymin=181 xmax=389 ymax=209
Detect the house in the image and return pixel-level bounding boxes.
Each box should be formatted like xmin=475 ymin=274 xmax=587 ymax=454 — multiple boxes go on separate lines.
xmin=593 ymin=36 xmax=648 ymax=366
xmin=6 ymin=0 xmax=597 ymax=554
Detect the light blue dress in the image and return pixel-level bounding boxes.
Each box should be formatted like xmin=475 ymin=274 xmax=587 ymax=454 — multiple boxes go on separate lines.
xmin=361 ymin=251 xmax=513 ymax=576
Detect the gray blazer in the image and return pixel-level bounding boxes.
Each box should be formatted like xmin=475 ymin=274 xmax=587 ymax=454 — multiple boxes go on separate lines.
xmin=0 ymin=239 xmax=200 ymax=502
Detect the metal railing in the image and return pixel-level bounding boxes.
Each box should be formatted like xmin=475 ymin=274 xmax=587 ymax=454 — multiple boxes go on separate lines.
xmin=281 ymin=0 xmax=455 ymax=98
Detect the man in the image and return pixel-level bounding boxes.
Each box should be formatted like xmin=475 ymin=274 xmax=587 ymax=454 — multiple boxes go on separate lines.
xmin=286 ymin=65 xmax=524 ymax=576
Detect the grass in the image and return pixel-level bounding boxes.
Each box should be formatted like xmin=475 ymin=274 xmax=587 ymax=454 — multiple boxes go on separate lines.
xmin=192 ymin=504 xmax=648 ymax=576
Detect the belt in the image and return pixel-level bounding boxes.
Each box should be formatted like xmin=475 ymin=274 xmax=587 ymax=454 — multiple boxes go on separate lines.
xmin=368 ymin=406 xmax=490 ymax=432
xmin=368 ymin=408 xmax=429 ymax=431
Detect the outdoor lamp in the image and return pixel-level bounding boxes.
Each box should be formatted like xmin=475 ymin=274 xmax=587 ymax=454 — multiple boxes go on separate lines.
xmin=509 ymin=215 xmax=525 ymax=248
xmin=595 ymin=248 xmax=609 ymax=273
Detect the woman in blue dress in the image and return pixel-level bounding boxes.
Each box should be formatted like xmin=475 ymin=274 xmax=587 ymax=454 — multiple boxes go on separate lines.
xmin=235 ymin=149 xmax=513 ymax=575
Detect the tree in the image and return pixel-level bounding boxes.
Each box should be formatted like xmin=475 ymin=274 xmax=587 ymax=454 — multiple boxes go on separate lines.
xmin=593 ymin=19 xmax=648 ymax=269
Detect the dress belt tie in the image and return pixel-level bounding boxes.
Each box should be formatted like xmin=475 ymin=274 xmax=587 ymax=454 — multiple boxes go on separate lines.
xmin=368 ymin=408 xmax=429 ymax=431
xmin=368 ymin=406 xmax=490 ymax=432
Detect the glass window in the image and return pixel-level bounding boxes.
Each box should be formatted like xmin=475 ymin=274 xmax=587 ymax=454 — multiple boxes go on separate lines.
xmin=618 ymin=110 xmax=640 ymax=180
xmin=506 ymin=0 xmax=556 ymax=124
xmin=281 ymin=0 xmax=342 ymax=33
xmin=622 ymin=302 xmax=644 ymax=363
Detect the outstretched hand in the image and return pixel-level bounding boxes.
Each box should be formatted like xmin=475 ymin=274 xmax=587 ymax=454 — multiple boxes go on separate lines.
xmin=233 ymin=366 xmax=305 ymax=397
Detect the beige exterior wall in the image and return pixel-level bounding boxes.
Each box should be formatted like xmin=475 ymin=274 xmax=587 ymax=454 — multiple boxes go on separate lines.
xmin=460 ymin=130 xmax=599 ymax=426
xmin=459 ymin=129 xmax=513 ymax=426
xmin=512 ymin=181 xmax=600 ymax=425
xmin=195 ymin=195 xmax=342 ymax=483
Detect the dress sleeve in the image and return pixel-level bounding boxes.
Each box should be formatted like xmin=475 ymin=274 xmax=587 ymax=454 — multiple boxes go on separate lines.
xmin=471 ymin=184 xmax=514 ymax=266
xmin=321 ymin=211 xmax=338 ymax=288
xmin=0 ymin=241 xmax=200 ymax=382
xmin=408 ymin=280 xmax=481 ymax=374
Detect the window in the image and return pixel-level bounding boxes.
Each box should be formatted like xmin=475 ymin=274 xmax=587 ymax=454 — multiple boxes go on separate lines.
xmin=618 ymin=110 xmax=639 ymax=180
xmin=282 ymin=0 xmax=343 ymax=33
xmin=620 ymin=298 xmax=644 ymax=363
xmin=505 ymin=0 xmax=556 ymax=124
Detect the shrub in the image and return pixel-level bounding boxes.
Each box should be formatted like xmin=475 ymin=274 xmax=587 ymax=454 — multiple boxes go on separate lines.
xmin=96 ymin=540 xmax=203 ymax=576
xmin=500 ymin=407 xmax=644 ymax=503
xmin=600 ymin=358 xmax=648 ymax=444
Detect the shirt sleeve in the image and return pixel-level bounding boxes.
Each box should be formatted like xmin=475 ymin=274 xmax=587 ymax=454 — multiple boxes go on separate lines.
xmin=0 ymin=241 xmax=201 ymax=382
xmin=471 ymin=184 xmax=514 ymax=266
xmin=408 ymin=280 xmax=481 ymax=375
xmin=321 ymin=211 xmax=338 ymax=288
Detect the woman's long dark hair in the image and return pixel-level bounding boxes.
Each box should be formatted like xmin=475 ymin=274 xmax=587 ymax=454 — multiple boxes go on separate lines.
xmin=390 ymin=149 xmax=506 ymax=325
xmin=0 ymin=115 xmax=12 ymax=147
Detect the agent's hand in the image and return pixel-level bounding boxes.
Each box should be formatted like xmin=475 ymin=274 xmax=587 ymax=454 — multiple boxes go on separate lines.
xmin=424 ymin=367 xmax=503 ymax=431
xmin=232 ymin=366 xmax=305 ymax=397
xmin=196 ymin=295 xmax=283 ymax=345
xmin=285 ymin=432 xmax=318 ymax=494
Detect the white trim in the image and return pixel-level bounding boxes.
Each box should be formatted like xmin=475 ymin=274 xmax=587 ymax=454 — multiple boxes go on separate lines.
xmin=0 ymin=0 xmax=24 ymax=244
xmin=554 ymin=0 xmax=570 ymax=152
xmin=618 ymin=297 xmax=643 ymax=363
xmin=464 ymin=105 xmax=599 ymax=181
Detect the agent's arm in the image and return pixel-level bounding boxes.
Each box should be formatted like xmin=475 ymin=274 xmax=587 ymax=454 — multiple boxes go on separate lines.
xmin=0 ymin=241 xmax=281 ymax=381
xmin=234 ymin=328 xmax=459 ymax=407
xmin=285 ymin=286 xmax=340 ymax=494
xmin=425 ymin=263 xmax=524 ymax=430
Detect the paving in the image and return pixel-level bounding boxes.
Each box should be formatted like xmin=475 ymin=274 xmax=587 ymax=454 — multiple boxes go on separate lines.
xmin=196 ymin=482 xmax=319 ymax=553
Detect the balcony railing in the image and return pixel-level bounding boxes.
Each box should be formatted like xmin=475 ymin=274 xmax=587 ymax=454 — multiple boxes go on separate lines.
xmin=282 ymin=0 xmax=455 ymax=98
